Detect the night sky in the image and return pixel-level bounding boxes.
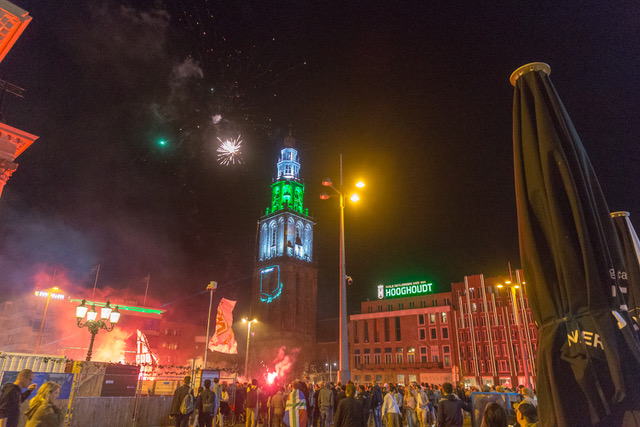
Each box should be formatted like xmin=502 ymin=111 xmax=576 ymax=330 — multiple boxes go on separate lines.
xmin=0 ymin=1 xmax=638 ymax=321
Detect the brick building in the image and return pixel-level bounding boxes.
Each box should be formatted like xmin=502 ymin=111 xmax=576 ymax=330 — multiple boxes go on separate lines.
xmin=348 ymin=281 xmax=455 ymax=385
xmin=451 ymin=272 xmax=537 ymax=388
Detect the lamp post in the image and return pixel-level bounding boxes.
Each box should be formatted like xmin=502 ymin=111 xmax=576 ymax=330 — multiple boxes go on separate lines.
xmin=242 ymin=317 xmax=257 ymax=379
xmin=76 ymin=300 xmax=121 ymax=361
xmin=204 ymin=281 xmax=218 ymax=370
xmin=325 ymin=362 xmax=337 ymax=383
xmin=34 ymin=286 xmax=64 ymax=354
xmin=497 ymin=281 xmax=531 ymax=388
xmin=320 ymin=163 xmax=364 ymax=383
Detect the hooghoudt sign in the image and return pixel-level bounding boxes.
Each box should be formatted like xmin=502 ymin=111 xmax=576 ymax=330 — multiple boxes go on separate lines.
xmin=377 ymin=281 xmax=434 ymax=299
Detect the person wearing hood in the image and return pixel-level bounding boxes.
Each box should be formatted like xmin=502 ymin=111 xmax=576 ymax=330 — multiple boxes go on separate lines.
xmin=24 ymin=382 xmax=64 ymax=427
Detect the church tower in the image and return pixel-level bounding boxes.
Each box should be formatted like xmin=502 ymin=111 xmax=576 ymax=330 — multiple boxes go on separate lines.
xmin=250 ymin=132 xmax=317 ymax=378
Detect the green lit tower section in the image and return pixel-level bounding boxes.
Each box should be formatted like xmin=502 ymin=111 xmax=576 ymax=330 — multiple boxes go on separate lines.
xmin=251 ymin=132 xmax=317 ymax=378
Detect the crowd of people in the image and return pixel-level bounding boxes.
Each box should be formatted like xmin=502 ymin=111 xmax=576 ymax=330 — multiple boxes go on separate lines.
xmin=171 ymin=375 xmax=539 ymax=427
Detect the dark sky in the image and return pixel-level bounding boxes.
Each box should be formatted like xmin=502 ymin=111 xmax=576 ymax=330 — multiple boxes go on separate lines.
xmin=0 ymin=1 xmax=638 ymax=320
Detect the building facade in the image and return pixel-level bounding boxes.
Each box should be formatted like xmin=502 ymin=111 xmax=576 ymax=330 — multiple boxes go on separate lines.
xmin=451 ymin=272 xmax=537 ymax=388
xmin=250 ymin=133 xmax=318 ymax=379
xmin=349 ymin=281 xmax=455 ymax=385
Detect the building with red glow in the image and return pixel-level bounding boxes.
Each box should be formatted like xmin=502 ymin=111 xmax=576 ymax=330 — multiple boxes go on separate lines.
xmin=451 ymin=272 xmax=537 ymax=388
xmin=348 ymin=281 xmax=455 ymax=385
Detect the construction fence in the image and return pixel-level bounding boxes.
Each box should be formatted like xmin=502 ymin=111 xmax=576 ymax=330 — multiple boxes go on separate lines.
xmin=0 ymin=352 xmax=238 ymax=427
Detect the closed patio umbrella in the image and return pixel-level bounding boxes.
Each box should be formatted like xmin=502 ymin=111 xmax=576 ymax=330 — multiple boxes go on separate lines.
xmin=611 ymin=211 xmax=640 ymax=327
xmin=511 ymin=62 xmax=640 ymax=426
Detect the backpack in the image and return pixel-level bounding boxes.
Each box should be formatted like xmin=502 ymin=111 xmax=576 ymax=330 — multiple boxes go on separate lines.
xmin=202 ymin=389 xmax=215 ymax=414
xmin=246 ymin=386 xmax=258 ymax=408
xmin=180 ymin=388 xmax=194 ymax=414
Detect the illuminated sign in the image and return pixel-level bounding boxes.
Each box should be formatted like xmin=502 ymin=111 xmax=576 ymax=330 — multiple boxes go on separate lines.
xmin=377 ymin=281 xmax=433 ymax=299
xmin=260 ymin=266 xmax=283 ymax=303
xmin=68 ymin=299 xmax=164 ymax=316
xmin=34 ymin=290 xmax=65 ymax=300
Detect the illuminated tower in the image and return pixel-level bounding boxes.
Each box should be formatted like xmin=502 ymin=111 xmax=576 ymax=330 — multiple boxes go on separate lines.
xmin=251 ymin=132 xmax=317 ymax=378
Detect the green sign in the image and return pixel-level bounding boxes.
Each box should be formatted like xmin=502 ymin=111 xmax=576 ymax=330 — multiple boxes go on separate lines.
xmin=377 ymin=281 xmax=433 ymax=299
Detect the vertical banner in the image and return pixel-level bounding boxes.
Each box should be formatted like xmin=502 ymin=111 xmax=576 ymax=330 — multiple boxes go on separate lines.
xmin=209 ymin=298 xmax=238 ymax=354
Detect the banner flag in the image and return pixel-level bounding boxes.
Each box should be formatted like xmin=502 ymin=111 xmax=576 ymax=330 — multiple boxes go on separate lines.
xmin=209 ymin=298 xmax=238 ymax=354
xmin=283 ymin=389 xmax=307 ymax=427
xmin=136 ymin=329 xmax=159 ymax=380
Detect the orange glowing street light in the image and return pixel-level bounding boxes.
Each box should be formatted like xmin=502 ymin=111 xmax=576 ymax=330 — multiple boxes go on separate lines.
xmin=320 ymin=155 xmax=367 ymax=383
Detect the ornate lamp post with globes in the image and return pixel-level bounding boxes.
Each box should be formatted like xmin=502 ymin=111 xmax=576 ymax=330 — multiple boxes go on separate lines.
xmin=76 ymin=300 xmax=121 ymax=361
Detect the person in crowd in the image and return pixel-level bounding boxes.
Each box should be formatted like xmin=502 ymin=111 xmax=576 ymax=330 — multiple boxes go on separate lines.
xmin=24 ymin=382 xmax=63 ymax=427
xmin=403 ymin=386 xmax=417 ymax=427
xmin=436 ymin=382 xmax=470 ymax=427
xmin=0 ymin=369 xmax=37 ymax=427
xmin=235 ymin=382 xmax=246 ymax=423
xmin=480 ymin=402 xmax=507 ymax=427
xmin=318 ymin=381 xmax=334 ymax=427
xmin=212 ymin=378 xmax=222 ymax=427
xmin=245 ymin=379 xmax=260 ymax=427
xmin=312 ymin=383 xmax=321 ymax=427
xmin=267 ymin=386 xmax=286 ymax=427
xmin=170 ymin=376 xmax=194 ymax=427
xmin=370 ymin=381 xmax=383 ymax=427
xmin=336 ymin=384 xmax=347 ymax=411
xmin=515 ymin=402 xmax=537 ymax=427
xmin=381 ymin=384 xmax=401 ymax=427
xmin=196 ymin=380 xmax=215 ymax=427
xmin=334 ymin=383 xmax=363 ymax=427
xmin=414 ymin=384 xmax=429 ymax=427
xmin=356 ymin=384 xmax=371 ymax=427
xmin=192 ymin=386 xmax=204 ymax=427
xmin=520 ymin=388 xmax=537 ymax=407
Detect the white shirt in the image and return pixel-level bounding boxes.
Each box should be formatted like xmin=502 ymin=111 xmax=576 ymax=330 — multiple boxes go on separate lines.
xmin=381 ymin=392 xmax=400 ymax=417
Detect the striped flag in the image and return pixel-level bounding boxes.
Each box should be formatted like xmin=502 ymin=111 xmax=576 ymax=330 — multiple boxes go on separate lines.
xmin=208 ymin=298 xmax=238 ymax=354
xmin=283 ymin=389 xmax=307 ymax=427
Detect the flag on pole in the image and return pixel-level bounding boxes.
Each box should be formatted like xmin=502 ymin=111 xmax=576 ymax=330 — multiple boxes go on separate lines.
xmin=208 ymin=298 xmax=238 ymax=354
xmin=283 ymin=389 xmax=307 ymax=427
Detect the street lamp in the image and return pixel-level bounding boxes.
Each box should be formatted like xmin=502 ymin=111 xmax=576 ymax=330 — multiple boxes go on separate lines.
xmin=76 ymin=300 xmax=120 ymax=361
xmin=320 ymin=167 xmax=364 ymax=383
xmin=497 ymin=281 xmax=531 ymax=388
xmin=34 ymin=286 xmax=65 ymax=354
xmin=242 ymin=317 xmax=257 ymax=379
xmin=325 ymin=362 xmax=337 ymax=383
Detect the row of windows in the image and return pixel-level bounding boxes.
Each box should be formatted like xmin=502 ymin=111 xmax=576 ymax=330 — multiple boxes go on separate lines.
xmin=462 ymin=358 xmax=534 ymax=374
xmin=353 ymin=346 xmax=452 ymax=367
xmin=418 ymin=327 xmax=449 ymax=340
xmin=353 ymin=317 xmax=402 ymax=343
xmin=367 ymin=298 xmax=451 ymax=313
xmin=457 ymin=327 xmax=537 ymax=344
xmin=459 ymin=341 xmax=538 ymax=360
xmin=417 ymin=312 xmax=447 ymax=325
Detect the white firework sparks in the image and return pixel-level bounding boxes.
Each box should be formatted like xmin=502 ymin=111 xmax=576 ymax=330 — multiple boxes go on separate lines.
xmin=217 ymin=135 xmax=243 ymax=165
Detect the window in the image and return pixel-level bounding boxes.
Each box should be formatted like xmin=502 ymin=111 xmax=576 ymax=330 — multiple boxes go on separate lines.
xmin=442 ymin=327 xmax=449 ymax=339
xmin=441 ymin=312 xmax=447 ymax=323
xmin=354 ymin=321 xmax=359 ymax=343
xmin=430 ymin=328 xmax=437 ymax=340
xmin=419 ymin=328 xmax=426 ymax=340
xmin=385 ymin=348 xmax=392 ymax=364
xmin=378 ymin=305 xmax=383 ymax=312
xmin=432 ymin=300 xmax=438 ymax=307
xmin=374 ymin=319 xmax=380 ymax=342
xmin=396 ymin=347 xmax=403 ymax=363
xmin=409 ymin=302 xmax=415 ymax=309
xmin=384 ymin=318 xmax=390 ymax=342
xmin=418 ymin=314 xmax=425 ymax=325
xmin=407 ymin=348 xmax=415 ymax=363
xmin=420 ymin=300 xmax=426 ymax=308
xmin=429 ymin=313 xmax=436 ymax=324
xmin=374 ymin=354 xmax=381 ymax=364
xmin=363 ymin=348 xmax=370 ymax=364
xmin=368 ymin=306 xmax=372 ymax=313
xmin=399 ymin=303 xmax=404 ymax=309
xmin=364 ymin=321 xmax=369 ymax=343
xmin=395 ymin=317 xmax=401 ymax=341
xmin=444 ymin=298 xmax=451 ymax=306
xmin=444 ymin=355 xmax=451 ymax=367
xmin=420 ymin=347 xmax=428 ymax=362
xmin=388 ymin=304 xmax=393 ymax=311
xmin=354 ymin=349 xmax=361 ymax=365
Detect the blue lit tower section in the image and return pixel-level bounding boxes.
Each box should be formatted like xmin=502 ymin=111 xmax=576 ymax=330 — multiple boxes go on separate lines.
xmin=251 ymin=132 xmax=317 ymax=375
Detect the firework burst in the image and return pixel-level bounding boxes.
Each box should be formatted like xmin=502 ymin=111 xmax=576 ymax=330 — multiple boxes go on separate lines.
xmin=217 ymin=135 xmax=243 ymax=165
